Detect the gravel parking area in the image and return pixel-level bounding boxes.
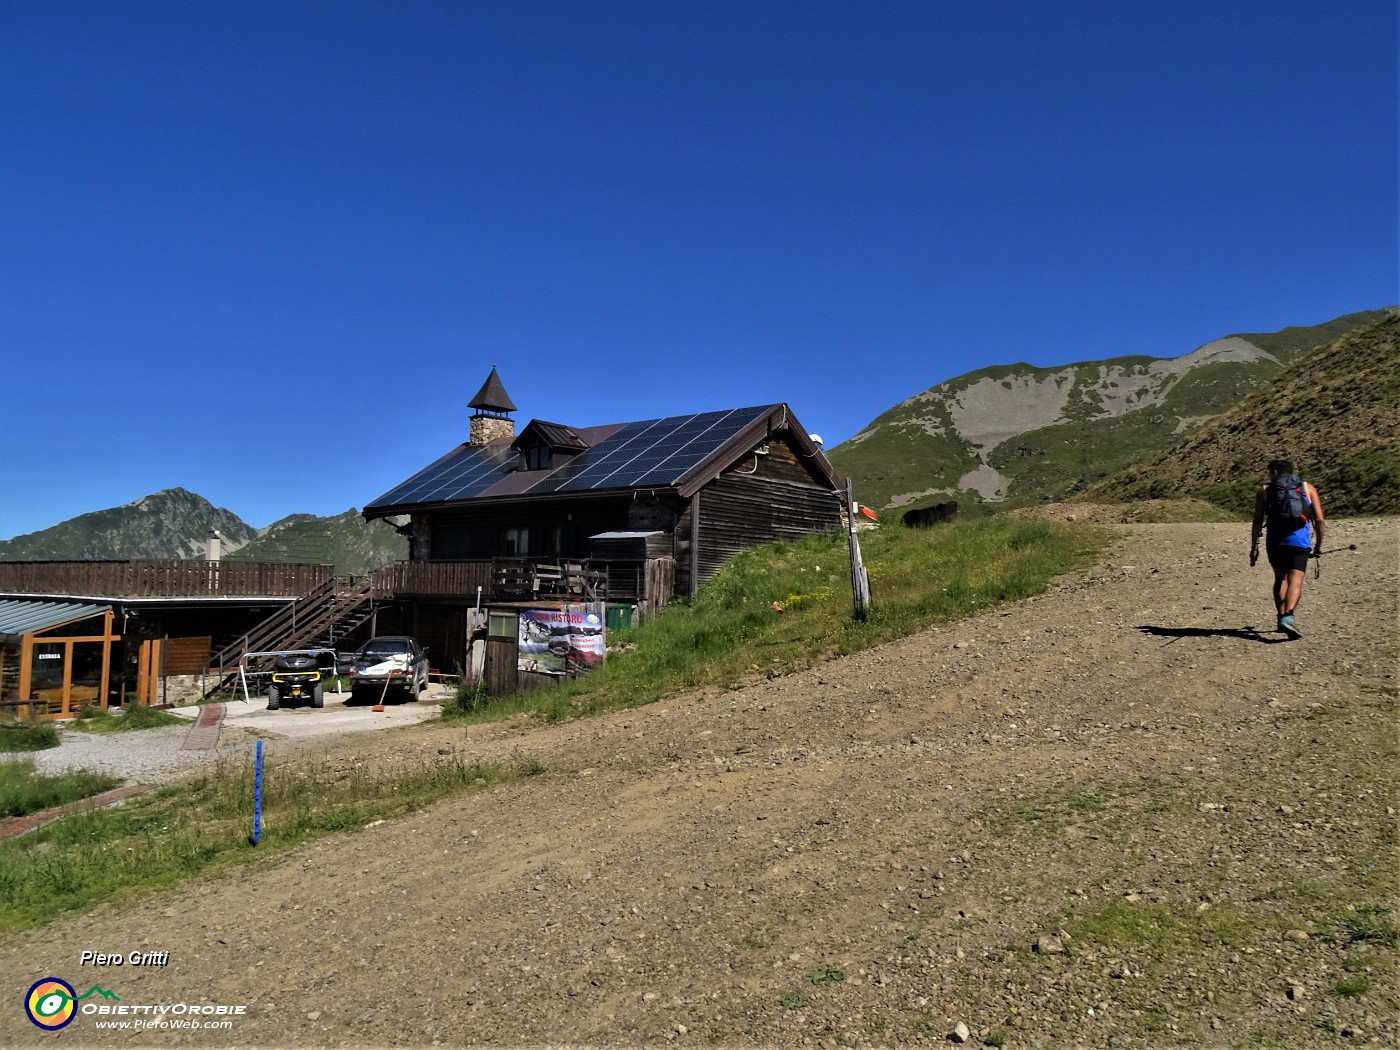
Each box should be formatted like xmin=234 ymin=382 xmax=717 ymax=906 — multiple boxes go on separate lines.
xmin=2 ymin=685 xmax=450 ymax=787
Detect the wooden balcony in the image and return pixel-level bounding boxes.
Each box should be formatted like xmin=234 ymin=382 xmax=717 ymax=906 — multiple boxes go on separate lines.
xmin=0 ymin=560 xmax=334 ymax=599
xmin=371 ymin=558 xmax=675 ymax=616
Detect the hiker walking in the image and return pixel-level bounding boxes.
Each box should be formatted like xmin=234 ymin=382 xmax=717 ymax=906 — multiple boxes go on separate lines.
xmin=1250 ymin=459 xmax=1325 ymax=638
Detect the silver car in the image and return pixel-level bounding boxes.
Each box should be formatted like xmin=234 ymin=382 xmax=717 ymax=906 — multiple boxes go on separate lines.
xmin=349 ymin=635 xmax=430 ymax=704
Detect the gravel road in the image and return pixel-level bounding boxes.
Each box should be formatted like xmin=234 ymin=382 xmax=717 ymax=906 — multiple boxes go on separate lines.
xmin=1 ymin=519 xmax=1395 ymax=1050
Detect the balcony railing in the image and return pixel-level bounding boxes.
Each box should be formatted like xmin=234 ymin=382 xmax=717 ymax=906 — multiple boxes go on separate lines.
xmin=0 ymin=560 xmax=334 ymax=598
xmin=371 ymin=557 xmax=675 ymax=613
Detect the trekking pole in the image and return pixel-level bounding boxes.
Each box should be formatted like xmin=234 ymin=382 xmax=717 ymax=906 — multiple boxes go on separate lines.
xmin=1312 ymin=543 xmax=1357 ymax=580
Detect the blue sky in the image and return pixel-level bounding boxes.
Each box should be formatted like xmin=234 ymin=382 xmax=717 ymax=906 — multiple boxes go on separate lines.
xmin=1 ymin=0 xmax=1394 ymax=539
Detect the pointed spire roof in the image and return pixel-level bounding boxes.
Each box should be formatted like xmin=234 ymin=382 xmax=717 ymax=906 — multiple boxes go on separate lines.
xmin=468 ymin=366 xmax=517 ymax=414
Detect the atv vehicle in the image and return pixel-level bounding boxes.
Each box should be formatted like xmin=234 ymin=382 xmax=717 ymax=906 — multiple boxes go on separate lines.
xmin=267 ymin=651 xmax=328 ymax=710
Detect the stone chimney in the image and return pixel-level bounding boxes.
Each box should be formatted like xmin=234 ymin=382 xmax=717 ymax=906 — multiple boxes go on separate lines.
xmin=205 ymin=528 xmax=222 ymax=562
xmin=467 ymin=365 xmax=517 ymax=446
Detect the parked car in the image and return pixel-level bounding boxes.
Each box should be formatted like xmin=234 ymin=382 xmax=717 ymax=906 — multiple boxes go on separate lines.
xmin=348 ymin=636 xmax=430 ymax=704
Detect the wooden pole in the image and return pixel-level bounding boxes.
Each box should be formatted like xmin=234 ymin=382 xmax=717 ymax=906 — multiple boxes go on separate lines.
xmin=845 ymin=480 xmax=871 ymax=621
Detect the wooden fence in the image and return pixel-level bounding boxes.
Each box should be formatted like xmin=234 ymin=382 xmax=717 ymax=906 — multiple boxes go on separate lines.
xmin=0 ymin=561 xmax=334 ymax=598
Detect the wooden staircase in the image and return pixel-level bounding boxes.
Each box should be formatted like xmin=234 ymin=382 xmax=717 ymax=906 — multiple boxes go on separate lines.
xmin=208 ymin=575 xmax=377 ymax=690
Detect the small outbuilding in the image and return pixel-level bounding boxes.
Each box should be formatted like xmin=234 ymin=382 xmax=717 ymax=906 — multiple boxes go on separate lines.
xmin=0 ymin=600 xmax=119 ymax=719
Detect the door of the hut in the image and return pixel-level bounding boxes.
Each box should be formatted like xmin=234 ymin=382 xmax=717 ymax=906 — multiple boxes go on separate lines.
xmin=484 ymin=609 xmax=518 ymax=696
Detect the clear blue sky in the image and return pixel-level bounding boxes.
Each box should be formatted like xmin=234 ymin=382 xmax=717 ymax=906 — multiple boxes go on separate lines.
xmin=2 ymin=0 xmax=1394 ymax=539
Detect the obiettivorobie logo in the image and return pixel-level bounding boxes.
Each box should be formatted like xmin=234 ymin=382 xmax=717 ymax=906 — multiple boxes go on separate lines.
xmin=24 ymin=978 xmax=119 ymax=1030
xmin=24 ymin=976 xmax=248 ymax=1033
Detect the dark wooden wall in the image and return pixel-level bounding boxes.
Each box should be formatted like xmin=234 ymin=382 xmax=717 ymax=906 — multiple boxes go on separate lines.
xmin=692 ymin=476 xmax=842 ymax=589
xmin=426 ymin=496 xmax=682 ymax=561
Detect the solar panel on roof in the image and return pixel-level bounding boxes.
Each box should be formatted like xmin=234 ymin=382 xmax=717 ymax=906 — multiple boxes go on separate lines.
xmin=366 ymin=444 xmax=514 ymax=508
xmin=366 ymin=405 xmax=776 ymax=509
xmin=551 ymin=406 xmax=762 ymax=492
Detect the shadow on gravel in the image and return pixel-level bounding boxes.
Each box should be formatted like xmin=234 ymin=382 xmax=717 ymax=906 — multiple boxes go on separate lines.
xmin=1137 ymin=624 xmax=1287 ymax=645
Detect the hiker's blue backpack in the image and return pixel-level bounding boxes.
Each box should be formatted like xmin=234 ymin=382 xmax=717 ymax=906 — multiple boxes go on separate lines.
xmin=1265 ymin=473 xmax=1310 ymax=532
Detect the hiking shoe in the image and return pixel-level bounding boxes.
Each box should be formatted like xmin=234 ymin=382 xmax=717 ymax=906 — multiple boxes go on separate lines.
xmin=1280 ymin=615 xmax=1302 ymax=638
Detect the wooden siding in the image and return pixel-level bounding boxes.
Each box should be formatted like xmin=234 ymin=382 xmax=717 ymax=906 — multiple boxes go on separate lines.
xmin=747 ymin=436 xmax=834 ymax=486
xmin=0 ymin=561 xmax=334 ymax=598
xmin=694 ymin=475 xmax=843 ymax=588
xmin=163 ymin=636 xmax=213 ymax=676
xmin=424 ymin=496 xmax=683 ymax=563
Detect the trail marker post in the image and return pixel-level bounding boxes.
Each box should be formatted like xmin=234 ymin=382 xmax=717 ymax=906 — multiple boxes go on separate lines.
xmin=252 ymin=739 xmax=263 ymax=846
xmin=845 ymin=479 xmax=871 ymax=622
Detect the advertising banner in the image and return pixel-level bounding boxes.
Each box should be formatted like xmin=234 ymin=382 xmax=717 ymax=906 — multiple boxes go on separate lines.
xmin=517 ymin=606 xmax=605 ymax=676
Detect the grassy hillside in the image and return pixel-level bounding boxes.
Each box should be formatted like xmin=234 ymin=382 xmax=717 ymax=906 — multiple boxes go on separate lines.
xmin=1230 ymin=308 xmax=1392 ymax=365
xmin=229 ymin=510 xmax=406 ymax=574
xmin=1087 ymin=312 xmax=1400 ymax=517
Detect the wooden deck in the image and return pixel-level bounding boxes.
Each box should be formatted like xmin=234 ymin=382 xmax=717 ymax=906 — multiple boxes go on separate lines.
xmin=0 ymin=556 xmax=676 ymax=617
xmin=0 ymin=560 xmax=334 ymax=598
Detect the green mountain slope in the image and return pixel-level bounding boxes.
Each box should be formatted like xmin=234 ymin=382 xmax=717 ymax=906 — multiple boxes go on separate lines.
xmin=0 ymin=489 xmax=256 ymax=561
xmin=0 ymin=490 xmax=407 ymax=574
xmin=828 ymin=309 xmax=1390 ymax=512
xmin=1087 ymin=313 xmax=1400 ymax=517
xmin=228 ymin=510 xmax=406 ymax=575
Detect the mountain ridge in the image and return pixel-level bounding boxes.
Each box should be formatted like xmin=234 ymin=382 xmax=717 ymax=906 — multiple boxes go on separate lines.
xmin=0 ymin=489 xmax=406 ymax=574
xmin=1086 ymin=312 xmax=1400 ymax=517
xmin=827 ymin=308 xmax=1391 ymax=511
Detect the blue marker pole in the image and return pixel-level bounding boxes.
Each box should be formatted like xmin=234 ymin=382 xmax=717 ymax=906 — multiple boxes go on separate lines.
xmin=253 ymin=739 xmax=263 ymax=845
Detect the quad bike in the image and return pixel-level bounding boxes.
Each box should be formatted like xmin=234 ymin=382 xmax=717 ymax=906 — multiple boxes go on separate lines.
xmin=267 ymin=652 xmax=327 ymax=710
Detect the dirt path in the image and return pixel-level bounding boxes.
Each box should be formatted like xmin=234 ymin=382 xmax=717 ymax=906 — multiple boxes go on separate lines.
xmin=3 ymin=520 xmax=1396 ymax=1049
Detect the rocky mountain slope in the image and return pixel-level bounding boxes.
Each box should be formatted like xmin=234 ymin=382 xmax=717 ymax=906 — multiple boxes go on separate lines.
xmin=0 ymin=488 xmax=256 ymax=561
xmin=828 ymin=308 xmax=1390 ymax=513
xmin=1088 ymin=312 xmax=1400 ymax=517
xmin=0 ymin=489 xmax=405 ymax=573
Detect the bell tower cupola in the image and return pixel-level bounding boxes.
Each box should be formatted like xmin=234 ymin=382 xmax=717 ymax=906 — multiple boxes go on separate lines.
xmin=468 ymin=366 xmax=517 ymax=446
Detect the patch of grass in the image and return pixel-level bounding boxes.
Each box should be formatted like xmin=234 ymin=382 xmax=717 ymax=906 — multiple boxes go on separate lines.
xmin=1064 ymin=897 xmax=1258 ymax=959
xmin=441 ymin=677 xmax=492 ymax=719
xmin=1340 ymin=905 xmax=1398 ymax=948
xmin=0 ymin=749 xmax=545 ymax=934
xmin=809 ymin=965 xmax=846 ymax=985
xmin=1330 ymin=975 xmax=1372 ymax=998
xmin=0 ymin=719 xmax=60 ymax=752
xmin=69 ymin=704 xmax=185 ymax=734
xmin=987 ymin=776 xmax=1171 ymax=838
xmin=0 ymin=760 xmax=123 ymax=819
xmin=781 ymin=993 xmax=808 ymax=1010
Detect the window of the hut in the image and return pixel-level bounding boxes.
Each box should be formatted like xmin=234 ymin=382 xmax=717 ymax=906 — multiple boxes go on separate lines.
xmin=522 ymin=445 xmax=552 ymax=471
xmin=504 ymin=527 xmax=530 ymax=556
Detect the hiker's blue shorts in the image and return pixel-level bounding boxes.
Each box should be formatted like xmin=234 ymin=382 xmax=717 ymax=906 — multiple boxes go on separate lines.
xmin=1267 ymin=545 xmax=1310 ymax=572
